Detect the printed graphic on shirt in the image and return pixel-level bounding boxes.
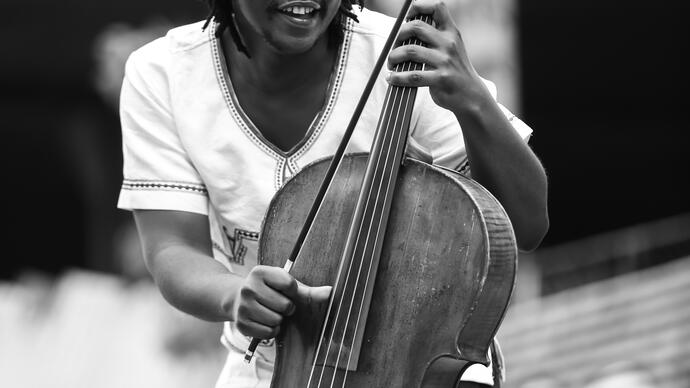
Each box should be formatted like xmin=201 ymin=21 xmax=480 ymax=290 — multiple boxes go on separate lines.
xmin=219 ymin=226 xmax=259 ymax=266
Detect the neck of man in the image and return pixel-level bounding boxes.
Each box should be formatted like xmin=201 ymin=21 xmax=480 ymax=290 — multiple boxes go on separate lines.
xmin=223 ymin=30 xmax=336 ymax=95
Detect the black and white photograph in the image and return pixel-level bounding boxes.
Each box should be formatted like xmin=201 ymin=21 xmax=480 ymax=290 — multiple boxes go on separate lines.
xmin=1 ymin=0 xmax=688 ymax=387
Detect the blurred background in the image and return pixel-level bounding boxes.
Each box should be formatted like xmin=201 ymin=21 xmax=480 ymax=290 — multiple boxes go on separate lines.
xmin=1 ymin=0 xmax=688 ymax=387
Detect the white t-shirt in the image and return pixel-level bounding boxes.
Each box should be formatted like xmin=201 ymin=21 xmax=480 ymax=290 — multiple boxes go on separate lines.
xmin=118 ymin=7 xmax=530 ymax=386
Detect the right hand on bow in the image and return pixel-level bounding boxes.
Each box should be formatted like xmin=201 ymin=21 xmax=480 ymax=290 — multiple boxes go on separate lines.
xmin=233 ymin=265 xmax=332 ymax=339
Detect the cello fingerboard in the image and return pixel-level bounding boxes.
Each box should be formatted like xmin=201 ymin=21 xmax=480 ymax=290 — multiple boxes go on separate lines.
xmin=313 ymin=14 xmax=433 ymax=373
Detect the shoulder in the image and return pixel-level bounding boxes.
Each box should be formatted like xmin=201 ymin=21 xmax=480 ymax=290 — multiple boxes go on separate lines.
xmin=164 ymin=20 xmax=214 ymax=52
xmin=348 ymin=7 xmax=397 ymax=41
xmin=126 ymin=20 xmax=212 ymax=76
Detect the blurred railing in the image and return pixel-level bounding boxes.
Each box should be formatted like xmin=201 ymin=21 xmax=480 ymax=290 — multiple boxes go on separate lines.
xmin=534 ymin=213 xmax=690 ymax=295
xmin=500 ymin=226 xmax=690 ymax=387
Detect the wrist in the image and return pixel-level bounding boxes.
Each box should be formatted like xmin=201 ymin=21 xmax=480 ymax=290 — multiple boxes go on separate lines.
xmin=452 ymin=78 xmax=495 ymax=117
xmin=216 ymin=273 xmax=244 ymax=322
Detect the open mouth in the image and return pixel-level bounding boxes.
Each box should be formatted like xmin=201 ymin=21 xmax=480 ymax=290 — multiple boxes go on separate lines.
xmin=277 ymin=2 xmax=321 ymax=20
xmin=281 ymin=6 xmax=317 ymax=18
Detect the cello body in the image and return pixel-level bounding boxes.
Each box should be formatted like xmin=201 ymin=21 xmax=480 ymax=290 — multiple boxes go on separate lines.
xmin=259 ymin=153 xmax=517 ymax=387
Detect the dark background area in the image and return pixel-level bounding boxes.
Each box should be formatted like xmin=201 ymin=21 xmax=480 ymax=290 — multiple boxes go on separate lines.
xmin=519 ymin=0 xmax=690 ymax=243
xmin=0 ymin=0 xmax=207 ymax=277
xmin=1 ymin=0 xmax=688 ymax=279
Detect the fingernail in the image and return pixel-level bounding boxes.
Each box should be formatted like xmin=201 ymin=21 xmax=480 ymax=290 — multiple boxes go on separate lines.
xmin=316 ymin=285 xmax=332 ymax=293
xmin=316 ymin=286 xmax=332 ymax=301
xmin=385 ymin=72 xmax=391 ymax=82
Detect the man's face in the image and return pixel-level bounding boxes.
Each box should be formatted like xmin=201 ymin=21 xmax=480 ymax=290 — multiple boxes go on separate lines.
xmin=233 ymin=0 xmax=342 ymax=55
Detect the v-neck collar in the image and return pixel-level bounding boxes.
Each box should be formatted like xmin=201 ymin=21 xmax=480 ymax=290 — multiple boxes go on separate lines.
xmin=210 ymin=21 xmax=352 ymax=159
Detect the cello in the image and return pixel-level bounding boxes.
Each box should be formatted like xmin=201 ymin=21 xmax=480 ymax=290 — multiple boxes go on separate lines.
xmin=247 ymin=1 xmax=517 ymax=386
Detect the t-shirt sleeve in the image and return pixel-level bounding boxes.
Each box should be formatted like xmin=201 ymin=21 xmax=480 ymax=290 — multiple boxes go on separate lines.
xmin=408 ymin=78 xmax=533 ymax=176
xmin=117 ymin=41 xmax=209 ymax=215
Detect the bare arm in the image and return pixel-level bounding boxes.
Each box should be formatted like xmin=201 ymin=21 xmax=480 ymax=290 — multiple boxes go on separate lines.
xmin=133 ymin=209 xmax=330 ymax=338
xmin=134 ymin=209 xmax=241 ymax=321
xmin=388 ymin=0 xmax=549 ymax=251
xmin=453 ymin=94 xmax=549 ymax=252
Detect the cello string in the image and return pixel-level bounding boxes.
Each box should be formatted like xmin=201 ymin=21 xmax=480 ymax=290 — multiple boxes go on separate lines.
xmin=309 ymin=13 xmax=428 ymax=386
xmin=322 ymin=58 xmax=410 ymax=388
xmin=337 ymin=37 xmax=423 ymax=388
xmin=342 ymin=65 xmax=411 ymax=387
xmin=338 ymin=73 xmax=418 ymax=388
xmin=307 ymin=58 xmax=400 ymax=388
xmin=322 ymin=50 xmax=415 ymax=387
xmin=320 ymin=21 xmax=429 ymax=384
xmin=301 ymin=2 xmax=416 ymax=384
xmin=338 ymin=19 xmax=428 ymax=387
xmin=338 ymin=78 xmax=413 ymax=388
xmin=328 ymin=56 xmax=413 ymax=388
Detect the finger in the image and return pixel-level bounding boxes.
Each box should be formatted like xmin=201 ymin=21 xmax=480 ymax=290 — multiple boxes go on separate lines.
xmin=246 ymin=280 xmax=296 ymax=316
xmin=407 ymin=0 xmax=453 ymax=30
xmin=256 ymin=266 xmax=295 ymax=293
xmin=294 ymin=281 xmax=332 ymax=305
xmin=236 ymin=318 xmax=280 ymax=339
xmin=387 ymin=70 xmax=440 ymax=88
xmin=388 ymin=45 xmax=443 ymax=71
xmin=259 ymin=268 xmax=301 ymax=313
xmin=240 ymin=298 xmax=284 ymax=327
xmin=395 ymin=19 xmax=439 ymax=48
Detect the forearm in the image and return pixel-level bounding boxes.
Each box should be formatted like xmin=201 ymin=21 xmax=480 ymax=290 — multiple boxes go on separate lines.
xmin=146 ymin=243 xmax=242 ymax=322
xmin=384 ymin=1 xmax=549 ymax=250
xmin=454 ymin=89 xmax=549 ymax=251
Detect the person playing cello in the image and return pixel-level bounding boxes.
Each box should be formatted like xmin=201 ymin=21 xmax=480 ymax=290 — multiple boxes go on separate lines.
xmin=117 ymin=0 xmax=549 ymax=386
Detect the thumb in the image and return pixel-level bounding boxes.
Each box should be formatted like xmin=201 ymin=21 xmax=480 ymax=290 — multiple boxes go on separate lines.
xmin=295 ymin=281 xmax=332 ymax=305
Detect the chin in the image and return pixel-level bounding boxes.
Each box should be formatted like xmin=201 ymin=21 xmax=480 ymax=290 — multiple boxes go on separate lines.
xmin=266 ymin=35 xmax=321 ymax=55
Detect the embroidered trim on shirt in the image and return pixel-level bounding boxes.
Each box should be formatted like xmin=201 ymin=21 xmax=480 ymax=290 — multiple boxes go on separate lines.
xmin=289 ymin=18 xmax=353 ymax=164
xmin=275 ymin=157 xmax=286 ymax=190
xmin=211 ymin=22 xmax=351 ymax=160
xmin=122 ymin=179 xmax=207 ymax=194
xmin=210 ymin=24 xmax=282 ymax=162
xmin=286 ymin=159 xmax=298 ymax=179
xmin=210 ymin=21 xmax=352 ymax=190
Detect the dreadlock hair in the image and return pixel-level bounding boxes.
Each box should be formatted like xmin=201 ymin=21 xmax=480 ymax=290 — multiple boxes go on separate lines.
xmin=201 ymin=0 xmax=364 ymax=57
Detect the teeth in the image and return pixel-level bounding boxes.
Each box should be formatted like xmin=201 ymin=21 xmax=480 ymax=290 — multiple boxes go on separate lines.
xmin=283 ymin=6 xmax=314 ymax=15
